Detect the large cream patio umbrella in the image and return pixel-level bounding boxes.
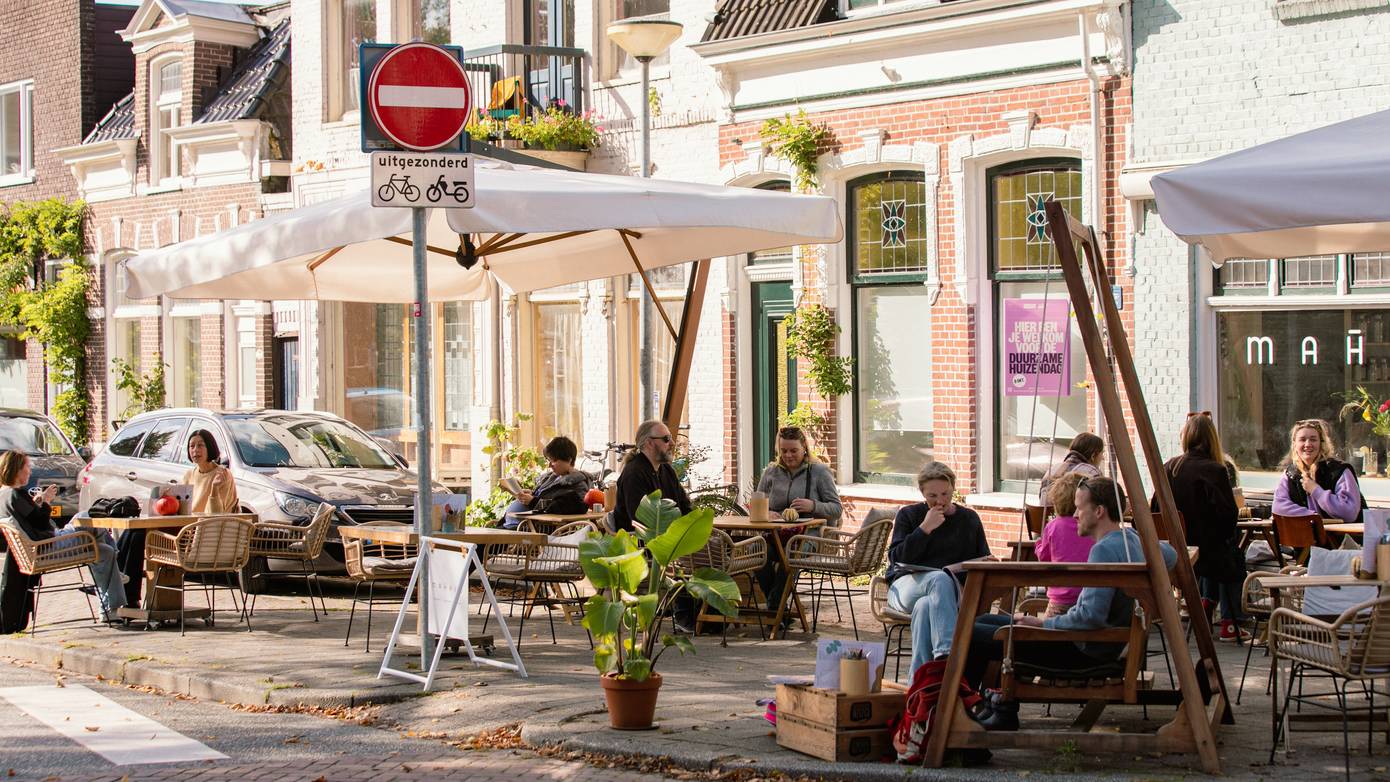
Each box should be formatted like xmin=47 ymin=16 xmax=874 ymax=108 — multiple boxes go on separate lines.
xmin=1151 ymin=108 xmax=1390 ymax=263
xmin=124 ymin=157 xmax=841 ymax=660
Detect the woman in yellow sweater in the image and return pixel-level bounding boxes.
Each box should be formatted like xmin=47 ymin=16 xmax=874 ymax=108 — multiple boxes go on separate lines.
xmin=182 ymin=429 xmax=239 ymax=513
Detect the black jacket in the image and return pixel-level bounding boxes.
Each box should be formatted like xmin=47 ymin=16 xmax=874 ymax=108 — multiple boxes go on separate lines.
xmin=1283 ymin=458 xmax=1365 ymax=525
xmin=885 ymin=503 xmax=990 ymax=584
xmin=613 ymin=456 xmax=690 ymax=532
xmin=1155 ymin=454 xmax=1242 ymax=582
xmin=1 ymin=487 xmax=55 ymax=542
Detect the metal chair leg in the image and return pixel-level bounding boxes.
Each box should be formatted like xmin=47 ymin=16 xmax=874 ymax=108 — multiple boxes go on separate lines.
xmin=345 ymin=581 xmax=362 ymax=647
xmin=843 ymin=575 xmax=860 ymax=640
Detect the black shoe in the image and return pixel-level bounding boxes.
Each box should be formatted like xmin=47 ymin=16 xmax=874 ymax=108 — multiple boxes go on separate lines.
xmin=78 ymin=585 xmax=97 ymax=596
xmin=976 ymin=692 xmax=1019 ymax=732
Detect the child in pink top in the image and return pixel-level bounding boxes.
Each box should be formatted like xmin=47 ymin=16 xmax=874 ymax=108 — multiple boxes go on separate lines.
xmin=1033 ymin=472 xmax=1096 ymax=616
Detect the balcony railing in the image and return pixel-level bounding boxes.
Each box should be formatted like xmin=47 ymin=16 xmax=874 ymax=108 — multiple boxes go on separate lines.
xmin=463 ymin=44 xmax=587 ymax=124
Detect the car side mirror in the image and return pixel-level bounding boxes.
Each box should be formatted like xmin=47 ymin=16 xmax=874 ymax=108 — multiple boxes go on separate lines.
xmin=393 ymin=452 xmax=409 ymax=469
xmin=78 ymin=446 xmax=93 ymax=462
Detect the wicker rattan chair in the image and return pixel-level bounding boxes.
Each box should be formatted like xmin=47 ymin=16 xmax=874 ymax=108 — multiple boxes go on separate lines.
xmin=1236 ymin=564 xmax=1306 ymax=704
xmin=343 ymin=521 xmax=418 ymax=652
xmin=248 ymin=502 xmax=335 ymax=620
xmin=785 ymin=517 xmax=893 ymax=639
xmin=0 ymin=520 xmax=100 ymax=634
xmin=1269 ymin=594 xmax=1390 ymax=779
xmin=485 ymin=520 xmax=597 ymax=646
xmin=145 ymin=516 xmax=253 ymax=635
xmin=681 ymin=527 xmax=766 ymax=644
xmin=869 ymin=575 xmax=911 ymax=681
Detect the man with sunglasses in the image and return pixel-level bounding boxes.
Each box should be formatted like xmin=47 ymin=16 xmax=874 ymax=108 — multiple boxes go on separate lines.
xmin=613 ymin=419 xmax=691 ymax=534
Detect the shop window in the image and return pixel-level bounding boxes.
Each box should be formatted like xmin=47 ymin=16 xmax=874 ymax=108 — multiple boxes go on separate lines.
xmin=988 ymin=160 xmax=1088 ymax=492
xmin=329 ymin=0 xmax=376 ymax=121
xmin=170 ymin=316 xmax=201 ymax=407
xmin=0 ymin=80 xmax=33 ymax=184
xmin=111 ymin=319 xmax=143 ymax=421
xmin=415 ymin=0 xmax=451 ymax=45
xmin=535 ymin=301 xmax=583 ymax=444
xmin=442 ymin=301 xmax=472 ymax=430
xmin=848 ymin=171 xmax=933 ymax=484
xmin=1281 ymin=254 xmax=1338 ymax=289
xmin=1352 ymin=252 xmax=1390 ymax=289
xmin=1216 ymin=307 xmax=1390 ymax=500
xmin=150 ymin=58 xmax=182 ymax=185
xmin=1218 ymin=258 xmax=1271 ymax=291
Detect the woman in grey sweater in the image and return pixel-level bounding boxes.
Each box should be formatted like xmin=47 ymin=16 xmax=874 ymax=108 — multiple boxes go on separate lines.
xmin=753 ymin=427 xmax=842 ymax=616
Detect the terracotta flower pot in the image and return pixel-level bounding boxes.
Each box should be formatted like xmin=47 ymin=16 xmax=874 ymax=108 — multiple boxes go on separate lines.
xmin=599 ymin=672 xmax=663 ymax=730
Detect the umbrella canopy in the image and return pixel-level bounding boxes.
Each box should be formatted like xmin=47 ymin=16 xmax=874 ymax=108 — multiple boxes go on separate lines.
xmin=1151 ymin=109 xmax=1390 ymax=263
xmin=125 ymin=158 xmax=842 ymax=300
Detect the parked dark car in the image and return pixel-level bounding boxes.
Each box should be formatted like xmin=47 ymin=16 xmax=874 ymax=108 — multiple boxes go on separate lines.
xmin=79 ymin=408 xmax=448 ymax=587
xmin=0 ymin=408 xmax=90 ymax=527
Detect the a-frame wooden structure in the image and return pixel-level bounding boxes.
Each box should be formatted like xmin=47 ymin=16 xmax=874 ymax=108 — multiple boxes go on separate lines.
xmin=923 ymin=202 xmax=1232 ymax=773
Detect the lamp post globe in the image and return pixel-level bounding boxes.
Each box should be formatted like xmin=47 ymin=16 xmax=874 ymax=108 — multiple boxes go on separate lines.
xmin=606 ymin=18 xmax=683 ymax=420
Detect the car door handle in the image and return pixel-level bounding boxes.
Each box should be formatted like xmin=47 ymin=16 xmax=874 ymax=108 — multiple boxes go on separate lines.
xmin=126 ymin=472 xmax=138 ymax=480
xmin=168 ymin=479 xmax=179 ymax=484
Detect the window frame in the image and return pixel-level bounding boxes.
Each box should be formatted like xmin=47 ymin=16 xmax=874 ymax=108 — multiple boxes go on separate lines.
xmin=326 ymin=0 xmax=378 ymax=123
xmin=985 ymin=157 xmax=1085 ymax=494
xmin=148 ymin=54 xmax=183 ymax=187
xmin=0 ymin=79 xmax=35 ymax=187
xmin=603 ymin=0 xmax=674 ymax=81
xmin=846 ymin=169 xmax=934 ymax=485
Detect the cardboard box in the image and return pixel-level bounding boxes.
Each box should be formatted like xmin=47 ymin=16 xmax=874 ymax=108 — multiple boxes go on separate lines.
xmin=775 ymin=684 xmax=904 ymax=762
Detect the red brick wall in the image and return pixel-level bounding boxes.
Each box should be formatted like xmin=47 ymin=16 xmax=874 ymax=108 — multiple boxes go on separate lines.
xmin=718 ymin=76 xmax=1133 ymax=555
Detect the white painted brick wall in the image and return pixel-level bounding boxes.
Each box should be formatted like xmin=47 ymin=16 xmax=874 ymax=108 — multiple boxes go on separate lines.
xmin=1130 ymin=0 xmax=1390 ymax=462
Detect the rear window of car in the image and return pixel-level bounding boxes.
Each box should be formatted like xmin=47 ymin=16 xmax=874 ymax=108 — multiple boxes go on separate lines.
xmin=106 ymin=420 xmax=154 ymax=457
xmin=136 ymin=418 xmax=188 ymax=461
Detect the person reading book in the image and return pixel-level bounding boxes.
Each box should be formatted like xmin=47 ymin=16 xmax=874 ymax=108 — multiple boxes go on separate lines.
xmin=885 ymin=461 xmax=991 ymax=678
xmin=500 ymin=436 xmax=591 ymax=529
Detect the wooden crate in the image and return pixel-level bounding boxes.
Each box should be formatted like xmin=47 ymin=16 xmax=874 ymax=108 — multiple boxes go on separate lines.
xmin=775 ymin=685 xmax=904 ymax=762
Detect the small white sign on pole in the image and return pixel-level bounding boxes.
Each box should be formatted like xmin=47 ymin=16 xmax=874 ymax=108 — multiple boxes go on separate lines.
xmin=378 ymin=536 xmax=526 ymax=690
xmin=370 ymin=151 xmax=475 ymax=208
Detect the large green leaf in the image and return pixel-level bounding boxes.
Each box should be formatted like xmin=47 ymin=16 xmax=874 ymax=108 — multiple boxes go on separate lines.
xmin=661 ymin=633 xmax=697 ymax=657
xmin=645 ymin=507 xmax=715 ymax=570
xmin=579 ymin=532 xmax=638 ymax=589
xmin=594 ymin=549 xmax=649 ymax=594
xmin=581 ymin=594 xmax=624 ymax=639
xmin=593 ymin=642 xmax=617 ymax=674
xmin=633 ymin=593 xmax=659 ymax=632
xmin=623 ymin=656 xmax=653 ymax=681
xmin=634 ymin=491 xmax=682 ymax=540
xmin=685 ymin=568 xmax=742 ymax=618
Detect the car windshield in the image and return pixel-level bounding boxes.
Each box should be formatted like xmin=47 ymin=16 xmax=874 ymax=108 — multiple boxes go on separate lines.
xmin=0 ymin=416 xmax=73 ymax=456
xmin=225 ymin=415 xmax=397 ymax=469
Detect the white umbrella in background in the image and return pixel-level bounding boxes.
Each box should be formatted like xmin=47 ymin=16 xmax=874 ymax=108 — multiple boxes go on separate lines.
xmin=1151 ymin=109 xmax=1390 ymax=263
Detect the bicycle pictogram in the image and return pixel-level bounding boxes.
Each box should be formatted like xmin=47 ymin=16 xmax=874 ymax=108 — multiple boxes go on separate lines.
xmin=377 ymin=173 xmax=421 ymax=203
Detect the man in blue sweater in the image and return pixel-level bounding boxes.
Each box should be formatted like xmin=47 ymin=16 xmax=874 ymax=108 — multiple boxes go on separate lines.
xmin=967 ymin=476 xmax=1177 ymax=690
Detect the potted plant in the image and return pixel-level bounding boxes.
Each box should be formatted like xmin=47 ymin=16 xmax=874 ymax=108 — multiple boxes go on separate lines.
xmin=579 ymin=491 xmax=741 ymax=729
xmin=507 ymin=102 xmax=602 ymax=170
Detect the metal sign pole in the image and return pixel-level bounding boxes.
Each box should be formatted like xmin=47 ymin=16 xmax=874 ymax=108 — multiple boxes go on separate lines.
xmin=411 ymin=205 xmax=435 ymax=665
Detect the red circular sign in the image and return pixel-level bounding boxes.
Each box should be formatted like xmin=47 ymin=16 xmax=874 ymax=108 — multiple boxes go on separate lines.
xmin=367 ymin=43 xmax=472 ymax=151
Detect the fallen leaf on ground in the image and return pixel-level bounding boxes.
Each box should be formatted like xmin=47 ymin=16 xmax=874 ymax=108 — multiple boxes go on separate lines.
xmin=283 ymin=735 xmax=305 ymax=744
xmin=84 ymin=726 xmax=99 ymax=732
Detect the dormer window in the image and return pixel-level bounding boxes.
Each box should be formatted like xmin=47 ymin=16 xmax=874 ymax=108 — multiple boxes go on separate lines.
xmin=150 ymin=56 xmax=182 ymax=185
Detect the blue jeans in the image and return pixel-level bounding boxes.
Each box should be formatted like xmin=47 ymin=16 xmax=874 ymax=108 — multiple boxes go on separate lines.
xmin=887 ymin=570 xmax=962 ymax=677
xmin=54 ymin=528 xmax=125 ymax=616
xmin=500 ymin=499 xmax=530 ymax=530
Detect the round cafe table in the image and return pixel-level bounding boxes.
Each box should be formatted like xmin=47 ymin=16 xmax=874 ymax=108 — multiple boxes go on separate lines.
xmin=712 ymin=515 xmax=825 ymax=639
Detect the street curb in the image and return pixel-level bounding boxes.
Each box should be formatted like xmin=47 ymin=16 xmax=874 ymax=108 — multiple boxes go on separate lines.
xmin=0 ymin=636 xmax=418 ymax=708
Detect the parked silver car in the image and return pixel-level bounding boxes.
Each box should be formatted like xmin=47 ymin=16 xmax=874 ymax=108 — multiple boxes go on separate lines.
xmin=78 ymin=408 xmax=448 ymax=582
xmin=0 ymin=408 xmax=91 ymax=526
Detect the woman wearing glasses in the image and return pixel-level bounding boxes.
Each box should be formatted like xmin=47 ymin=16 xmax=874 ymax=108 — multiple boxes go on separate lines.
xmin=1156 ymin=413 xmax=1247 ymax=642
xmin=753 ymin=427 xmax=842 ymax=615
xmin=1273 ymin=418 xmax=1365 ymax=525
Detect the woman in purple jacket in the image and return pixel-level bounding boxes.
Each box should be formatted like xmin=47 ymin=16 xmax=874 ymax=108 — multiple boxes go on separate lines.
xmin=1273 ymin=419 xmax=1365 ymax=525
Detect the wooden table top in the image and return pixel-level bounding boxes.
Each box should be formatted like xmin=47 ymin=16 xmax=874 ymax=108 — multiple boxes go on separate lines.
xmin=337 ymin=524 xmax=547 ymax=547
xmin=1325 ymin=522 xmax=1364 ymax=537
xmin=524 ymin=511 xmax=607 ymax=523
xmin=713 ymin=516 xmax=826 ymax=532
xmin=73 ymin=513 xmax=257 ymax=531
xmin=1237 ymin=520 xmax=1273 ymax=529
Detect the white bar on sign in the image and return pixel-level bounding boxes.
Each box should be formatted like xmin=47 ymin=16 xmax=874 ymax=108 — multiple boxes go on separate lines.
xmin=0 ymin=684 xmax=227 ymax=766
xmin=378 ymin=85 xmax=468 ymax=109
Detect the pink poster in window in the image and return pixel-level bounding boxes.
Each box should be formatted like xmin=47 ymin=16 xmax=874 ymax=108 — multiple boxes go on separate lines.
xmin=1003 ymin=298 xmax=1071 ymax=397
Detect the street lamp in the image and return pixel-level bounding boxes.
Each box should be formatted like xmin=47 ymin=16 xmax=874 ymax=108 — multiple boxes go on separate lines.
xmin=607 ymin=17 xmax=682 ymax=420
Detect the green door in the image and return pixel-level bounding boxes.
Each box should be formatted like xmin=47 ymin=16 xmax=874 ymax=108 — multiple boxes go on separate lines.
xmin=752 ymin=281 xmax=797 ymax=470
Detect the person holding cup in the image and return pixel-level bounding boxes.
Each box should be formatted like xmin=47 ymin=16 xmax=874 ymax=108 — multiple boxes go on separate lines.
xmin=753 ymin=427 xmax=842 ymax=617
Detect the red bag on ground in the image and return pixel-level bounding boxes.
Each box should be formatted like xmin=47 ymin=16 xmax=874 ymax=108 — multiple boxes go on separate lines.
xmin=890 ymin=658 xmax=987 ymax=764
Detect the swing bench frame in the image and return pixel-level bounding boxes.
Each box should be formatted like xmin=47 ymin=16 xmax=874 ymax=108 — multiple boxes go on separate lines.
xmin=923 ymin=202 xmax=1232 ymax=774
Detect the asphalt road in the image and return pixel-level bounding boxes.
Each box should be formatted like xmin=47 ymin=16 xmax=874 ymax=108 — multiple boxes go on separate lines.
xmin=0 ymin=659 xmax=669 ymax=782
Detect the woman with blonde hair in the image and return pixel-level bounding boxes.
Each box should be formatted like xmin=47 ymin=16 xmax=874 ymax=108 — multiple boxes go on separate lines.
xmin=1273 ymin=418 xmax=1364 ymax=524
xmin=1033 ymin=471 xmax=1095 ymax=617
xmin=1157 ymin=412 xmax=1245 ymax=641
xmin=753 ymin=426 xmax=842 ymax=617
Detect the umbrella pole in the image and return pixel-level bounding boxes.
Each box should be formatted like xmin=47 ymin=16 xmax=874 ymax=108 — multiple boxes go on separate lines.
xmin=412 ymin=206 xmax=435 ymax=667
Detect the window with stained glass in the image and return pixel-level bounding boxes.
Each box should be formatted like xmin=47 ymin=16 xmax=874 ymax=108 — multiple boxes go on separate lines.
xmin=991 ymin=165 xmax=1082 ymax=272
xmin=851 ymin=174 xmax=929 ymax=278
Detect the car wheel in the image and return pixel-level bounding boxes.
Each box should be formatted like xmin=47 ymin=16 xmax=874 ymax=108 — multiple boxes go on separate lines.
xmin=241 ymin=556 xmax=271 ymax=595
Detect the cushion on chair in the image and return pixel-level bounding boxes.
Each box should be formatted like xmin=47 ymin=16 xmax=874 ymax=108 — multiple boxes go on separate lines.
xmin=1303 ymin=547 xmax=1376 ymax=617
xmin=364 ymin=555 xmax=418 ymax=573
xmin=529 ymin=527 xmax=589 ymax=574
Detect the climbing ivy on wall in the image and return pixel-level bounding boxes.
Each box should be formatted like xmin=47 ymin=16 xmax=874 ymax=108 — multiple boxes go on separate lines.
xmin=0 ymin=199 xmax=91 ymax=444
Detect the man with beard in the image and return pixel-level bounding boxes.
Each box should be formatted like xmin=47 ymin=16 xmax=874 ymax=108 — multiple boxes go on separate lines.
xmin=611 ymin=419 xmax=696 ymax=632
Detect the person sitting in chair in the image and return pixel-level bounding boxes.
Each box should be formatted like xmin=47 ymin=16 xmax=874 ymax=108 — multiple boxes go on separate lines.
xmin=886 ymin=461 xmax=991 ymax=678
xmin=501 ymin=436 xmax=591 ymax=530
xmin=965 ymin=477 xmax=1177 ymax=707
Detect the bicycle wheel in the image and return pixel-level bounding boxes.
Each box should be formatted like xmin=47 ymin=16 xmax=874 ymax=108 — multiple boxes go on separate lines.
xmin=403 ymin=184 xmax=421 ymax=202
xmin=377 ymin=183 xmax=395 ymax=202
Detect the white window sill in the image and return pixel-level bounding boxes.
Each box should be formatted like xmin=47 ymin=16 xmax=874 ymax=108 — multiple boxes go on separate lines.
xmin=0 ymin=173 xmax=35 ymax=188
xmin=141 ymin=182 xmax=183 ymax=195
xmin=837 ymin=482 xmax=921 ymax=503
xmin=963 ymin=491 xmax=1046 ymax=511
xmin=597 ymin=70 xmax=672 ymax=89
xmin=324 ymin=114 xmax=360 ymax=130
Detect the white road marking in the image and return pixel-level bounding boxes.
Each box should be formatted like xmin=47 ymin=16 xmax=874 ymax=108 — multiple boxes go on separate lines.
xmin=377 ymin=85 xmax=468 ymax=109
xmin=0 ymin=684 xmax=227 ymax=765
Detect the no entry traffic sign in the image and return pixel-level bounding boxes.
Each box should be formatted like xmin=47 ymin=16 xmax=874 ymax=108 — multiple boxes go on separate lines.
xmin=365 ymin=42 xmax=472 ymax=152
